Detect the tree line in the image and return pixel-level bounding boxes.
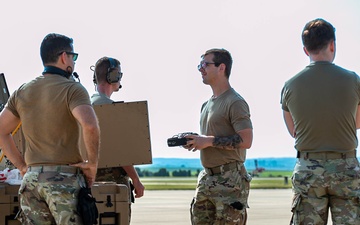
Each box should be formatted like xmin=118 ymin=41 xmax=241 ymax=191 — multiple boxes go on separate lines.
xmin=135 ymin=167 xmax=201 ymax=177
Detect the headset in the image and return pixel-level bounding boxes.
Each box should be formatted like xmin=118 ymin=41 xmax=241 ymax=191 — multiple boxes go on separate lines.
xmin=93 ymin=57 xmax=122 ymax=85
xmin=106 ymin=58 xmax=121 ymax=83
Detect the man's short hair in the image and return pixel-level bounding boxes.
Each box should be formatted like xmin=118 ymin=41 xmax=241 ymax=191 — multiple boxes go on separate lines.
xmin=302 ymin=18 xmax=336 ymax=54
xmin=202 ymin=48 xmax=233 ymax=78
xmin=94 ymin=57 xmax=121 ymax=84
xmin=40 ymin=33 xmax=74 ymax=65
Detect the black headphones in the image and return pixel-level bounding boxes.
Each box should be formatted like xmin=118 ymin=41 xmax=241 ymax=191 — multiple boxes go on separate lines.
xmin=106 ymin=58 xmax=122 ymax=84
xmin=93 ymin=57 xmax=122 ymax=85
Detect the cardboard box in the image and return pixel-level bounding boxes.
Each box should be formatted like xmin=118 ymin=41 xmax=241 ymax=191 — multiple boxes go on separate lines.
xmin=81 ymin=101 xmax=152 ymax=167
xmin=0 ymin=183 xmax=130 ymax=225
xmin=9 ymin=101 xmax=153 ymax=169
xmin=92 ymin=182 xmax=129 ymax=225
xmin=0 ymin=184 xmax=21 ymax=225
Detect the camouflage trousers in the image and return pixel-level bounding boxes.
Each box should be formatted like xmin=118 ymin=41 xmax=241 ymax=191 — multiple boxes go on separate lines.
xmin=291 ymin=158 xmax=360 ymax=225
xmin=190 ymin=167 xmax=251 ymax=225
xmin=18 ymin=171 xmax=83 ymax=225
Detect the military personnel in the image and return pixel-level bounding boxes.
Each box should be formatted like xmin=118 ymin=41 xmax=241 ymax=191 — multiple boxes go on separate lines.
xmin=0 ymin=33 xmax=100 ymax=224
xmin=281 ymin=18 xmax=360 ymax=224
xmin=91 ymin=56 xmax=145 ymax=221
xmin=184 ymin=48 xmax=253 ymax=224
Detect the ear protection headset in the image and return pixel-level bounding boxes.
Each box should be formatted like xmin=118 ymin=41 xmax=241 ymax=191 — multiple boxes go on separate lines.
xmin=93 ymin=57 xmax=122 ymax=85
xmin=106 ymin=58 xmax=121 ymax=84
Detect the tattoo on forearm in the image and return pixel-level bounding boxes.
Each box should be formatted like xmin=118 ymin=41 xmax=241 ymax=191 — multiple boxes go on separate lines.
xmin=213 ymin=134 xmax=243 ymax=150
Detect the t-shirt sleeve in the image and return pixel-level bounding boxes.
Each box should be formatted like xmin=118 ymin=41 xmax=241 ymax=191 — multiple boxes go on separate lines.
xmin=355 ymin=73 xmax=360 ymax=105
xmin=230 ymin=99 xmax=252 ymax=132
xmin=68 ymin=83 xmax=91 ymax=111
xmin=280 ymin=85 xmax=289 ymax=112
xmin=5 ymin=89 xmax=20 ymax=118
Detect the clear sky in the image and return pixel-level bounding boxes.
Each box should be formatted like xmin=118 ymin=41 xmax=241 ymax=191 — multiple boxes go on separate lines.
xmin=1 ymin=1 xmax=360 ymax=159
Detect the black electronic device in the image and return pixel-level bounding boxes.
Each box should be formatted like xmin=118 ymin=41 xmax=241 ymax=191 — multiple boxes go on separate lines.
xmin=167 ymin=132 xmax=198 ymax=147
xmin=0 ymin=73 xmax=10 ymax=112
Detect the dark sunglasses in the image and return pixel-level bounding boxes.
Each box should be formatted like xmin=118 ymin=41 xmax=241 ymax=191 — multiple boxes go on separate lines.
xmin=197 ymin=62 xmax=220 ymax=71
xmin=58 ymin=51 xmax=79 ymax=61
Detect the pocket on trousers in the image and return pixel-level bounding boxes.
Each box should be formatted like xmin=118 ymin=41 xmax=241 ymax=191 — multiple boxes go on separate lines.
xmin=290 ymin=193 xmax=302 ymax=224
xmin=291 ymin=171 xmax=315 ymax=194
xmin=190 ymin=197 xmax=196 ymax=225
xmin=18 ymin=180 xmax=26 ymax=194
xmin=19 ymin=172 xmax=39 ymax=194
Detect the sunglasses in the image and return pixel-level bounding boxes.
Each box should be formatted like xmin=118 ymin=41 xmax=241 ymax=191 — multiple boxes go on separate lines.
xmin=58 ymin=51 xmax=79 ymax=61
xmin=197 ymin=62 xmax=220 ymax=71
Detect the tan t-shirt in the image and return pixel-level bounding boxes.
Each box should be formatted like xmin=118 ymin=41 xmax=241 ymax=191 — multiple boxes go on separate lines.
xmin=6 ymin=75 xmax=91 ymax=165
xmin=200 ymin=88 xmax=252 ymax=168
xmin=281 ymin=61 xmax=360 ymax=152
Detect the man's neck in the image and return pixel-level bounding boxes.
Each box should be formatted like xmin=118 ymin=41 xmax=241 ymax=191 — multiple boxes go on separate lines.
xmin=309 ymin=54 xmax=334 ymax=63
xmin=210 ymin=81 xmax=231 ymax=98
xmin=96 ymin=84 xmax=113 ymax=98
xmin=308 ymin=41 xmax=335 ymax=63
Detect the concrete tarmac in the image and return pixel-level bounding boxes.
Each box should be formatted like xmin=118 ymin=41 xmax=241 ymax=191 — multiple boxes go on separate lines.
xmin=131 ymin=189 xmax=334 ymax=225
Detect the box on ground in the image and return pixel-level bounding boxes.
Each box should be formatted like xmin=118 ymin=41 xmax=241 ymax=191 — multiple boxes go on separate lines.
xmin=92 ymin=182 xmax=129 ymax=225
xmin=0 ymin=183 xmax=21 ymax=225
xmin=1 ymin=182 xmax=130 ymax=225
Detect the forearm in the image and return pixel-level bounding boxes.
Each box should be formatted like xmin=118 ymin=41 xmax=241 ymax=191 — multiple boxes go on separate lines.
xmin=0 ymin=134 xmax=27 ymax=173
xmin=83 ymin=126 xmax=100 ymax=165
xmin=283 ymin=110 xmax=296 ymax=137
xmin=122 ymin=165 xmax=141 ymax=183
xmin=212 ymin=133 xmax=243 ymax=150
xmin=122 ymin=165 xmax=145 ymax=198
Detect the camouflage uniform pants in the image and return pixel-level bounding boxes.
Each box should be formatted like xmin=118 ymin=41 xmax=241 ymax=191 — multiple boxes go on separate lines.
xmin=190 ymin=167 xmax=251 ymax=225
xmin=18 ymin=171 xmax=83 ymax=225
xmin=291 ymin=158 xmax=360 ymax=225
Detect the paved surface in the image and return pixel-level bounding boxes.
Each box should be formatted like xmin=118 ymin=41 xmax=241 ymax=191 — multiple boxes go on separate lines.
xmin=131 ymin=189 xmax=334 ymax=225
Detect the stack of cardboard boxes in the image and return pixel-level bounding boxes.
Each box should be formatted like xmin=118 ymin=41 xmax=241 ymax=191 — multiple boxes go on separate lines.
xmin=0 ymin=183 xmax=21 ymax=225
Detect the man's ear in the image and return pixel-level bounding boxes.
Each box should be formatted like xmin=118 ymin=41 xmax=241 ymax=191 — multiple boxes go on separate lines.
xmin=59 ymin=52 xmax=67 ymax=64
xmin=329 ymin=40 xmax=335 ymax=53
xmin=219 ymin=63 xmax=226 ymax=73
xmin=303 ymin=47 xmax=310 ymax=56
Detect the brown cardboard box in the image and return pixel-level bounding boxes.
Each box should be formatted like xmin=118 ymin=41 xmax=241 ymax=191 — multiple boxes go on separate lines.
xmin=92 ymin=182 xmax=129 ymax=225
xmin=10 ymin=101 xmax=153 ymax=169
xmin=1 ymin=183 xmax=130 ymax=225
xmin=0 ymin=184 xmax=21 ymax=225
xmin=80 ymin=101 xmax=153 ymax=168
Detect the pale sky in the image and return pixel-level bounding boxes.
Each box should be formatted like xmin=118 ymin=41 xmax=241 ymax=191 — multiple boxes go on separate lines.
xmin=1 ymin=1 xmax=360 ymax=159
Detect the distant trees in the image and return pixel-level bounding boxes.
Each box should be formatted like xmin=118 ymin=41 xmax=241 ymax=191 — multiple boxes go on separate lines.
xmin=135 ymin=167 xmax=199 ymax=177
xmin=172 ymin=169 xmax=191 ymax=177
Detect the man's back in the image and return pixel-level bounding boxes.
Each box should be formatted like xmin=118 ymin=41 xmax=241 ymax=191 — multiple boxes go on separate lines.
xmin=6 ymin=75 xmax=90 ymax=165
xmin=282 ymin=61 xmax=360 ymax=151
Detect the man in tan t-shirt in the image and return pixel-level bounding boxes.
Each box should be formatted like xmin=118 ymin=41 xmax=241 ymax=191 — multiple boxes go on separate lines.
xmin=184 ymin=48 xmax=253 ymax=225
xmin=91 ymin=56 xmax=144 ymax=222
xmin=0 ymin=33 xmax=100 ymax=224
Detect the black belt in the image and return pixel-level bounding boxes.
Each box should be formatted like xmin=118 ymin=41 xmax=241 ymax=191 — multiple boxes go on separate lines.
xmin=297 ymin=150 xmax=356 ymax=160
xmin=205 ymin=161 xmax=242 ymax=176
xmin=28 ymin=165 xmax=79 ymax=174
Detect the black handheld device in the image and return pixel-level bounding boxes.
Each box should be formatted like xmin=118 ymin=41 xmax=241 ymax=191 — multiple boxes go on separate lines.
xmin=167 ymin=132 xmax=198 ymax=147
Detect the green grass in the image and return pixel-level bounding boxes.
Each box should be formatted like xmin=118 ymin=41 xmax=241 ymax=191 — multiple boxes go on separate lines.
xmin=256 ymin=170 xmax=293 ymax=178
xmin=140 ymin=175 xmax=292 ymax=190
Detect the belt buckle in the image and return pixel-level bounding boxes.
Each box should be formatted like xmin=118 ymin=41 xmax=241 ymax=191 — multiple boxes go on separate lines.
xmin=219 ymin=165 xmax=224 ymax=174
xmin=205 ymin=168 xmax=213 ymax=176
xmin=341 ymin=153 xmax=346 ymax=159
